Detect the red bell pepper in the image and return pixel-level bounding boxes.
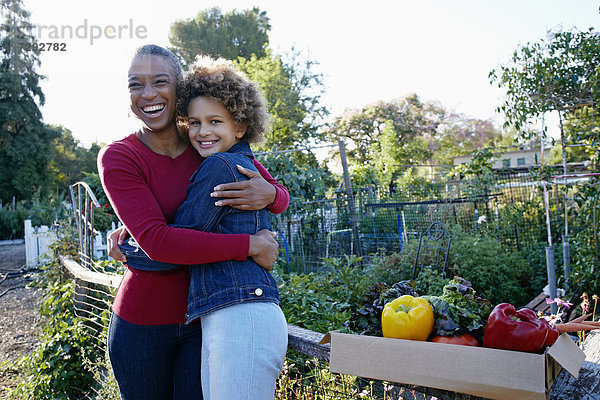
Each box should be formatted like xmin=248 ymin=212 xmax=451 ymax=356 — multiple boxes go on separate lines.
xmin=483 ymin=303 xmax=559 ymax=353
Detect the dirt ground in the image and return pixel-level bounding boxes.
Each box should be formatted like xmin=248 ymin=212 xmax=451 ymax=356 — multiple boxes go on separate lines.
xmin=0 ymin=242 xmax=42 ymax=398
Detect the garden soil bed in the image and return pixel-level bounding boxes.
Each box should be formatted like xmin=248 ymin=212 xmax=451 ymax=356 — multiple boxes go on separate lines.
xmin=0 ymin=241 xmax=42 ymax=399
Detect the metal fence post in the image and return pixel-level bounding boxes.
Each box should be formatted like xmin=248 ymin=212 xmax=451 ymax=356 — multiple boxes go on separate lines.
xmin=338 ymin=141 xmax=362 ymax=258
xmin=562 ymin=234 xmax=570 ymax=290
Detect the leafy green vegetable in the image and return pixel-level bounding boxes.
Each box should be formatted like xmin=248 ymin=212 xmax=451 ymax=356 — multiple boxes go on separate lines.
xmin=343 ymin=280 xmax=418 ymax=336
xmin=423 ymin=277 xmax=491 ymax=341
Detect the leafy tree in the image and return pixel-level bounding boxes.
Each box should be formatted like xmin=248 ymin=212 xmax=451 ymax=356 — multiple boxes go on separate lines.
xmin=436 ymin=114 xmax=503 ymax=165
xmin=327 ymin=94 xmax=444 ymax=164
xmin=561 ymin=104 xmax=600 ymax=165
xmin=170 ymin=8 xmax=328 ymax=149
xmin=257 ymin=149 xmax=336 ymax=202
xmin=370 ymin=120 xmax=400 ymax=190
xmin=169 ymin=7 xmax=270 ymax=66
xmin=490 ymin=27 xmax=600 ymax=170
xmin=449 ymin=147 xmax=494 ymax=180
xmin=236 ymin=49 xmax=328 ymax=149
xmin=48 ymin=125 xmax=102 ymax=190
xmin=0 ymin=0 xmax=57 ymax=203
xmin=491 ymin=28 xmax=599 ymax=133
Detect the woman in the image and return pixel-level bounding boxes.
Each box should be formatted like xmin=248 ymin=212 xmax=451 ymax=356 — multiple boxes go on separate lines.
xmin=97 ymin=45 xmax=288 ymax=400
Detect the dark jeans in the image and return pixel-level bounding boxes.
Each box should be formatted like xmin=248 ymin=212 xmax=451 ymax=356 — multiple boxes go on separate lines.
xmin=107 ymin=313 xmax=203 ymax=400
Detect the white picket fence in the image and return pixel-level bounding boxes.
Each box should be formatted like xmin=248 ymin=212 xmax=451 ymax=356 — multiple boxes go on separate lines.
xmin=24 ymin=219 xmax=115 ymax=265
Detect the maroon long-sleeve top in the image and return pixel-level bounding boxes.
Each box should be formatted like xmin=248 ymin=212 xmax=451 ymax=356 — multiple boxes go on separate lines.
xmin=98 ymin=133 xmax=289 ymax=324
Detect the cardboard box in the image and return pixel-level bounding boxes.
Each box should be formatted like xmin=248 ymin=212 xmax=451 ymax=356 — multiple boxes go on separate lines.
xmin=320 ymin=332 xmax=585 ymax=400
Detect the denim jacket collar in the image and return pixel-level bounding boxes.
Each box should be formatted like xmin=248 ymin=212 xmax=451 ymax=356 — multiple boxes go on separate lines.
xmin=225 ymin=142 xmax=254 ymax=159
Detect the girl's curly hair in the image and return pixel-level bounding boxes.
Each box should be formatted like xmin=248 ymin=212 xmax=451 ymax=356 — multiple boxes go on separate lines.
xmin=176 ymin=55 xmax=270 ymax=143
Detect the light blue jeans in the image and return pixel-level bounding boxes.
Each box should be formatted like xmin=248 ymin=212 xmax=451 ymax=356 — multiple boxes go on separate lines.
xmin=200 ymin=302 xmax=288 ymax=400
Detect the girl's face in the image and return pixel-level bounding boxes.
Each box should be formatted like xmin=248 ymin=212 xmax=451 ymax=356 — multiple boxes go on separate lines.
xmin=128 ymin=55 xmax=177 ymax=135
xmin=187 ymin=96 xmax=246 ymax=158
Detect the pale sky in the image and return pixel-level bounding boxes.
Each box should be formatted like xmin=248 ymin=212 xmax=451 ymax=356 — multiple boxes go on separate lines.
xmin=20 ymin=0 xmax=600 ymax=147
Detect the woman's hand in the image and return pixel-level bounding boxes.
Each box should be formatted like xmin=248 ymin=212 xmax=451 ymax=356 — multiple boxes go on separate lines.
xmin=210 ymin=165 xmax=276 ymax=210
xmin=107 ymin=226 xmax=130 ymax=262
xmin=248 ymin=229 xmax=278 ymax=271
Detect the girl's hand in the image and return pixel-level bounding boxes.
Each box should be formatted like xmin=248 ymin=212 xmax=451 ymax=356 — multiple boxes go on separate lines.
xmin=210 ymin=165 xmax=276 ymax=210
xmin=107 ymin=226 xmax=130 ymax=262
xmin=248 ymin=229 xmax=278 ymax=270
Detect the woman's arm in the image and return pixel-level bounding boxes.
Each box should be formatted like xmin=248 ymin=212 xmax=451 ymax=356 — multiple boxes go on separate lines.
xmin=173 ymin=155 xmax=279 ymax=269
xmin=209 ymin=159 xmax=289 ymax=214
xmin=98 ymin=143 xmax=249 ymax=265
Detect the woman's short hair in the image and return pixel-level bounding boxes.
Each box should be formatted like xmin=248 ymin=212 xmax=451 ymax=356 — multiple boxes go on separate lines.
xmin=132 ymin=44 xmax=183 ymax=81
xmin=176 ymin=56 xmax=270 ymax=143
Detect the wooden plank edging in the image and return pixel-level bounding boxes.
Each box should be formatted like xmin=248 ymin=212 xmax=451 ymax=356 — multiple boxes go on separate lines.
xmin=58 ymin=255 xmax=122 ymax=288
xmin=287 ymin=324 xmax=330 ymax=361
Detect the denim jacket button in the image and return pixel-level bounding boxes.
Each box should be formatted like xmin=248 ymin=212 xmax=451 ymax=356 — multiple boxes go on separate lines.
xmin=254 ymin=288 xmax=263 ymax=297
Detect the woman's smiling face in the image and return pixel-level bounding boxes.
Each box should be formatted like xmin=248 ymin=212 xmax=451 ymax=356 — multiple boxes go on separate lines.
xmin=128 ymin=55 xmax=177 ymax=135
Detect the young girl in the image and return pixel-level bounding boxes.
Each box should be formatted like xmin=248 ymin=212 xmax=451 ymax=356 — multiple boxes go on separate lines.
xmin=120 ymin=56 xmax=288 ymax=400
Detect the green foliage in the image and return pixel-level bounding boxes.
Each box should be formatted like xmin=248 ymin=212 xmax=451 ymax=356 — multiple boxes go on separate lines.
xmin=449 ymin=147 xmax=494 ymax=180
xmin=436 ymin=116 xmax=504 ymax=165
xmin=237 ymin=51 xmax=305 ymax=147
xmin=412 ymin=266 xmax=448 ymax=296
xmin=0 ymin=172 xmax=116 ymax=240
xmin=0 ymin=0 xmax=59 ymax=203
xmin=8 ymin=282 xmax=99 ymax=400
xmin=490 ymin=27 xmax=600 ymax=136
xmin=0 ymin=191 xmax=68 ymax=239
xmin=363 ymin=248 xmax=416 ymax=284
xmin=495 ymin=198 xmax=550 ymax=249
xmin=169 ymin=6 xmax=270 ymax=65
xmin=350 ymin=163 xmax=378 ymax=188
xmin=257 ymin=150 xmax=336 ymax=202
xmin=370 ymin=120 xmax=399 ymax=190
xmin=277 ymin=355 xmax=389 ymax=400
xmin=343 ymin=280 xmax=417 ymax=337
xmin=236 ymin=48 xmax=328 ymax=149
xmin=563 ymin=104 xmax=600 ymax=164
xmin=169 ymin=7 xmax=327 ymax=150
xmin=47 ymin=125 xmax=102 ymax=191
xmin=447 ymin=226 xmax=533 ymax=306
xmin=275 ymin=256 xmax=372 ymax=332
xmin=328 ymin=94 xmax=442 ymax=164
xmin=80 ymin=172 xmax=119 ymax=232
xmin=276 ymin=270 xmax=350 ymax=333
xmin=570 ymin=180 xmax=600 ymax=296
xmin=5 ymin=222 xmax=110 ymax=399
xmin=422 ymin=277 xmax=491 ymax=341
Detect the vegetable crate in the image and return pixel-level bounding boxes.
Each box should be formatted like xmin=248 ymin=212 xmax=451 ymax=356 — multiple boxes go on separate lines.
xmin=320 ymin=332 xmax=585 ymax=400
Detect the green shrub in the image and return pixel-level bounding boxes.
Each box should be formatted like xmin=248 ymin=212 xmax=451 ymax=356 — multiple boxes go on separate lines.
xmin=0 ymin=192 xmax=69 ymax=239
xmin=364 ymin=246 xmax=416 ymax=284
xmin=6 ymin=224 xmax=104 ymax=399
xmin=276 ymin=256 xmax=375 ymax=332
xmin=447 ymin=226 xmax=532 ymax=306
xmin=8 ymin=281 xmax=102 ymax=400
xmin=569 ymin=180 xmax=600 ymax=297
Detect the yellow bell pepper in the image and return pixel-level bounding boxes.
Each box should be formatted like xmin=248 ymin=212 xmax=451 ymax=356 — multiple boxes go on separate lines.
xmin=381 ymin=295 xmax=434 ymax=340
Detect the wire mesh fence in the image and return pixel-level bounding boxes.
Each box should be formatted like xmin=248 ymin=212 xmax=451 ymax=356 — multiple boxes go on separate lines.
xmin=270 ymin=166 xmax=581 ymax=272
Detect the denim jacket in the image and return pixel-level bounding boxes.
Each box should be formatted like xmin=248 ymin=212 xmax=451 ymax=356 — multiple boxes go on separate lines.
xmin=119 ymin=142 xmax=279 ymax=323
